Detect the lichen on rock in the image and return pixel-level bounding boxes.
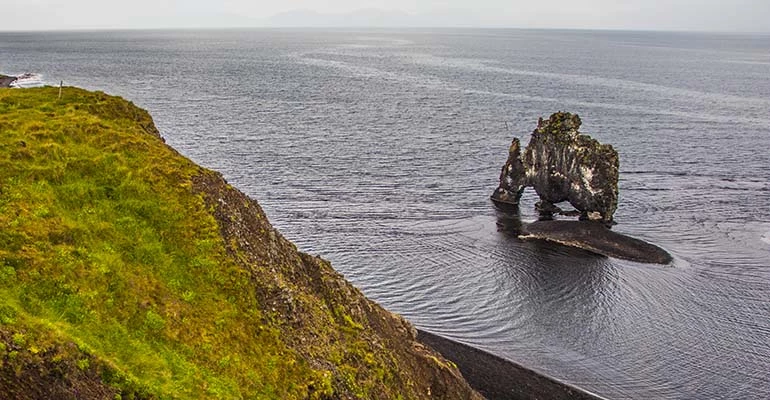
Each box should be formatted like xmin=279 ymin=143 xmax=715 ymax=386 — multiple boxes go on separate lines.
xmin=492 ymin=112 xmax=619 ymax=225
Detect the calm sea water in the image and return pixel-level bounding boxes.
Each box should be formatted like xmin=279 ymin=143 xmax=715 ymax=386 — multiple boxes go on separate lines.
xmin=2 ymin=28 xmax=769 ymax=399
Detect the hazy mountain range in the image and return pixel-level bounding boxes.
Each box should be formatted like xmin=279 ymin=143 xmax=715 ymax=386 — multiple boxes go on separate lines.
xmin=3 ymin=3 xmax=768 ymax=32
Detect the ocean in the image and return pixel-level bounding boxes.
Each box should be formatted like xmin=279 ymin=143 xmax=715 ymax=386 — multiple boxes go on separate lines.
xmin=2 ymin=28 xmax=769 ymax=398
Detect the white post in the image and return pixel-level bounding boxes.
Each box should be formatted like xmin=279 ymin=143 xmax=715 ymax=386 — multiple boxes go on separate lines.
xmin=58 ymin=81 xmax=63 ymax=99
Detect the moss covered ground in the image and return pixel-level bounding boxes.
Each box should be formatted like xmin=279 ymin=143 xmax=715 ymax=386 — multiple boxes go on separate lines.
xmin=0 ymin=87 xmax=479 ymax=399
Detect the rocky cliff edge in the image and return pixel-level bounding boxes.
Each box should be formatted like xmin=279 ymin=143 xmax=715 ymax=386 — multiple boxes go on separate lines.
xmin=0 ymin=87 xmax=481 ymax=399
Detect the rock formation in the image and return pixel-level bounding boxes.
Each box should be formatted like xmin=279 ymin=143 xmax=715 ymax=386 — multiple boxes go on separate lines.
xmin=1 ymin=73 xmax=40 ymax=88
xmin=520 ymin=220 xmax=673 ymax=264
xmin=0 ymin=74 xmax=17 ymax=88
xmin=492 ymin=112 xmax=619 ymax=225
xmin=491 ymin=113 xmax=671 ymax=264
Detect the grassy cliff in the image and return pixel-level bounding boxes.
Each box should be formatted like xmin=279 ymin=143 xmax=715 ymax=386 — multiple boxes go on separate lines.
xmin=0 ymin=87 xmax=481 ymax=399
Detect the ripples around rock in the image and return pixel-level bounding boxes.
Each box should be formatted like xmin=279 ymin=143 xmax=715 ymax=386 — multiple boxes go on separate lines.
xmin=2 ymin=28 xmax=769 ymax=399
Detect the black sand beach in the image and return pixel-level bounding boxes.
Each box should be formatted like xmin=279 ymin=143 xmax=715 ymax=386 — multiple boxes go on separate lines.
xmin=417 ymin=330 xmax=605 ymax=400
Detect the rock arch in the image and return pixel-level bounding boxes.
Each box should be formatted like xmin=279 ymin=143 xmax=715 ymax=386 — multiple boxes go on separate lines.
xmin=491 ymin=112 xmax=619 ymax=225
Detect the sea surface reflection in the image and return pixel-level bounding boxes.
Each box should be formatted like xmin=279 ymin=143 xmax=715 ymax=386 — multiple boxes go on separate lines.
xmin=2 ymin=28 xmax=768 ymax=398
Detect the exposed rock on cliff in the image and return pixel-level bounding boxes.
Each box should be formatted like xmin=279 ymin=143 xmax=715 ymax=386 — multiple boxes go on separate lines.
xmin=0 ymin=87 xmax=481 ymax=399
xmin=0 ymin=75 xmax=17 ymax=88
xmin=492 ymin=112 xmax=619 ymax=225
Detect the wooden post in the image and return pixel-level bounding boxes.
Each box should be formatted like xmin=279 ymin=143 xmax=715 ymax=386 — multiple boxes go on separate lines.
xmin=58 ymin=81 xmax=63 ymax=99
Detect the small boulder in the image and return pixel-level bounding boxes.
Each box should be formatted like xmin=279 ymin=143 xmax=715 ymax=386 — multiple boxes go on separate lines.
xmin=0 ymin=75 xmax=18 ymax=88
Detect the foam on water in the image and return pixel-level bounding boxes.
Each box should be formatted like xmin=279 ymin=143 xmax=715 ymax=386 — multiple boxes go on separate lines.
xmin=9 ymin=72 xmax=45 ymax=88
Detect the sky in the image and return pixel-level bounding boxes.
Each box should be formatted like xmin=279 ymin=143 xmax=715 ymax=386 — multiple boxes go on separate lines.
xmin=1 ymin=0 xmax=769 ymax=32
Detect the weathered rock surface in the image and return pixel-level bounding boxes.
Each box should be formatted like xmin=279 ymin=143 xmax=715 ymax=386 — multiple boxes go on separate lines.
xmin=492 ymin=112 xmax=619 ymax=225
xmin=0 ymin=74 xmax=17 ymax=88
xmin=520 ymin=220 xmax=673 ymax=264
xmin=492 ymin=137 xmax=527 ymax=206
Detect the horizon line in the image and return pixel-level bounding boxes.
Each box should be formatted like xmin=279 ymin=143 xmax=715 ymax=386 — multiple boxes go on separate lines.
xmin=2 ymin=26 xmax=769 ymax=35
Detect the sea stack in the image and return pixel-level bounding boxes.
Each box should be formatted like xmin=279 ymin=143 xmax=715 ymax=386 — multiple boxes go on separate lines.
xmin=492 ymin=112 xmax=619 ymax=225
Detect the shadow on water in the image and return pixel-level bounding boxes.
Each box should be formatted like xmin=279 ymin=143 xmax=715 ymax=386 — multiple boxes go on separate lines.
xmin=418 ymin=212 xmax=612 ymax=399
xmin=467 ymin=208 xmax=629 ymax=396
xmin=494 ymin=206 xmax=525 ymax=237
xmin=497 ymin=219 xmax=618 ymax=336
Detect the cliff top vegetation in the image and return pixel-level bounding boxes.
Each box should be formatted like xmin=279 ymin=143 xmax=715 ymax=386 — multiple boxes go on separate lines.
xmin=0 ymin=87 xmax=479 ymax=399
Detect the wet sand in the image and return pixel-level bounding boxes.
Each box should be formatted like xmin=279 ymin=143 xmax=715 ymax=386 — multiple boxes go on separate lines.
xmin=417 ymin=330 xmax=605 ymax=400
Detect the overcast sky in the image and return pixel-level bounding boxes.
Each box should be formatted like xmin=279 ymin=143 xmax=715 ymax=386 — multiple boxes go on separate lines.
xmin=1 ymin=0 xmax=769 ymax=32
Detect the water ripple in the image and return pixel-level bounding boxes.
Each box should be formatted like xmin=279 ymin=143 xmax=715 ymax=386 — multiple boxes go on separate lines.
xmin=3 ymin=28 xmax=768 ymax=399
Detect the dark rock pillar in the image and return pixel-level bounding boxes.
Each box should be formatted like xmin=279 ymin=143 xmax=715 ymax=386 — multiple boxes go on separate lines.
xmin=491 ymin=112 xmax=619 ymax=225
xmin=491 ymin=137 xmax=527 ymax=206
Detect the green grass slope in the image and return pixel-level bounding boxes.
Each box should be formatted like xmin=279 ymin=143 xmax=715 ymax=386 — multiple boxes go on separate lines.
xmin=0 ymin=87 xmax=481 ymax=400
